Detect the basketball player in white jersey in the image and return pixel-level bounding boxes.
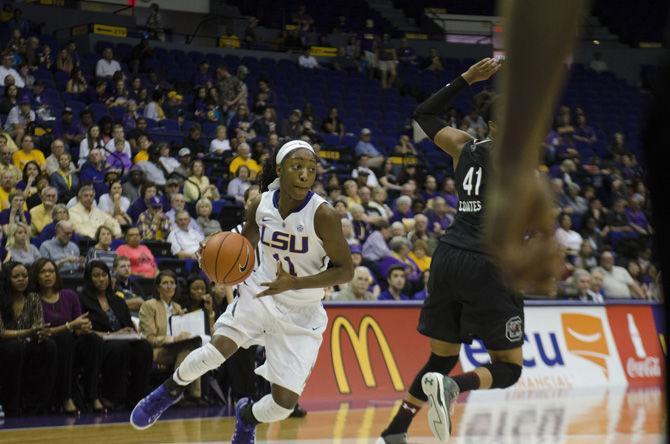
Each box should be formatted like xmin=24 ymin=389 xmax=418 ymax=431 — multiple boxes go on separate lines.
xmin=130 ymin=140 xmax=354 ymax=444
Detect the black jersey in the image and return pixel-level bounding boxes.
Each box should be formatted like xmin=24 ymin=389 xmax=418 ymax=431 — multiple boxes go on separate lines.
xmin=441 ymin=138 xmax=492 ymax=253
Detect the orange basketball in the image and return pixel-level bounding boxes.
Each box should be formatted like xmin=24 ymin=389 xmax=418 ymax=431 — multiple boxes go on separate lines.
xmin=200 ymin=232 xmax=255 ymax=285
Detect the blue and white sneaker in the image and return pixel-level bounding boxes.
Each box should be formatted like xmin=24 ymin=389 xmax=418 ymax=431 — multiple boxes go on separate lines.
xmin=421 ymin=372 xmax=460 ymax=442
xmin=130 ymin=384 xmax=183 ymax=430
xmin=231 ymin=397 xmax=257 ymax=444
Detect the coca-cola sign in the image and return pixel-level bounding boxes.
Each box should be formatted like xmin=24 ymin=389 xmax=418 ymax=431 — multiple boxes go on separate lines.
xmin=626 ymin=357 xmax=662 ymax=378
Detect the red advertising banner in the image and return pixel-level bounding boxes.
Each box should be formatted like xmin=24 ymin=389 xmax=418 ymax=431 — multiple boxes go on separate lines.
xmin=302 ymin=306 xmax=437 ymax=404
xmin=606 ymin=305 xmax=664 ymax=386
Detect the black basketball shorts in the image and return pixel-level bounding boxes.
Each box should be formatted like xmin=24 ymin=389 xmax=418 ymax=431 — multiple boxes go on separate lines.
xmin=418 ymin=242 xmax=525 ymax=351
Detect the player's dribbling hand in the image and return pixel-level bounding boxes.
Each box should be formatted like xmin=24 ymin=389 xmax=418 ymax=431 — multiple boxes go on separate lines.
xmin=257 ymin=262 xmax=297 ymax=297
xmin=461 ymin=58 xmax=502 ymax=85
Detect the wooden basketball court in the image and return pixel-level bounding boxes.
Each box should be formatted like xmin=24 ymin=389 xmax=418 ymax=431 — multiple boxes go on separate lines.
xmin=0 ymin=386 xmax=663 ymax=443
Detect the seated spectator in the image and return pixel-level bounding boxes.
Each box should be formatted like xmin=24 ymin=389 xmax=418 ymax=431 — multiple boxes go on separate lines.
xmin=321 ymin=106 xmax=345 ymax=136
xmin=78 ymin=125 xmax=105 ymax=168
xmin=210 ymin=125 xmax=232 ymax=155
xmin=65 ymin=67 xmax=88 ymax=93
xmin=79 ymin=260 xmax=152 ymax=411
xmin=0 ymin=84 xmax=19 ymax=115
xmin=352 ymin=156 xmax=380 ymax=189
xmin=252 ymin=108 xmax=277 ymax=138
xmin=279 ymin=109 xmax=304 ymax=139
xmin=134 ymin=145 xmax=166 ymax=187
xmin=16 ymin=161 xmax=41 ymax=199
xmin=35 ymin=204 xmax=68 ymax=245
xmin=166 ymin=193 xmax=202 ymax=234
xmin=626 ymin=195 xmax=652 ymax=237
xmin=95 ymin=47 xmax=122 ymax=79
xmin=85 ymin=225 xmax=116 ymax=271
xmin=350 ymin=204 xmax=371 ymax=244
xmin=177 ymin=274 xmax=220 ymax=334
xmin=12 ymin=134 xmax=45 ymax=171
xmin=196 ymin=197 xmax=222 ymax=237
xmin=98 ymin=181 xmax=132 ymax=227
xmin=0 ymin=261 xmax=57 ymax=416
xmin=137 ymin=196 xmax=171 ymax=241
xmin=0 ymin=141 xmax=21 ymax=183
xmin=574 ymin=240 xmax=598 ymax=270
xmin=45 ymin=139 xmax=69 ymax=176
xmin=298 ymin=49 xmax=320 ymax=69
xmin=599 ymin=251 xmax=645 ymax=299
xmin=174 ymin=148 xmax=192 ymax=178
xmin=79 ymin=149 xmax=107 ymax=197
xmin=343 ymin=179 xmax=361 ymax=207
xmin=0 ymin=53 xmax=22 ymax=86
xmin=50 ymin=152 xmax=79 ymax=204
xmin=39 ymin=221 xmax=82 ymax=275
xmin=29 ymin=186 xmax=57 ymax=234
xmin=407 ymin=214 xmax=436 ymax=253
xmin=227 ymin=165 xmax=251 ymax=203
xmin=144 ymin=90 xmax=165 ymax=122
xmin=5 ymin=98 xmax=36 ymax=142
xmin=69 ymin=185 xmax=122 ymax=240
xmin=555 ymin=213 xmax=583 ymax=255
xmin=106 ymin=139 xmax=132 ymax=172
xmin=104 ymin=124 xmax=132 ymax=160
xmin=167 ymin=210 xmax=204 ymax=259
xmin=564 ymin=183 xmax=588 ymax=216
xmin=358 ymin=186 xmax=386 ymax=224
xmin=341 ymin=218 xmax=358 ymax=245
xmin=4 ymin=222 xmax=40 ymax=264
xmin=605 ymin=198 xmax=636 ymax=239
xmin=0 ymin=189 xmax=30 ymax=234
xmin=0 ymin=170 xmax=17 ymax=211
xmin=139 ymin=270 xmax=203 ymax=402
xmin=31 ymin=257 xmax=104 ymax=413
xmin=378 ymin=236 xmax=421 ymax=287
xmin=112 ymin=255 xmax=145 ymax=313
xmin=408 ymin=238 xmax=432 ymax=273
xmin=413 ymin=270 xmax=430 ymax=300
xmin=354 ymin=128 xmax=384 ymax=168
xmin=573 ymin=114 xmax=597 ymax=146
xmin=182 ymin=125 xmax=207 ymax=157
xmin=184 ymin=159 xmax=220 ymax=204
xmin=391 ymin=195 xmax=414 ymax=224
xmin=122 ymin=168 xmax=144 ymax=207
xmin=116 ymin=227 xmax=158 ymax=278
xmin=569 ymin=269 xmax=604 ymax=302
xmin=362 ymin=220 xmax=392 ymax=262
xmin=332 ymin=266 xmax=376 ymax=301
xmin=154 ymin=144 xmax=178 ymax=176
xmin=378 ymin=265 xmax=412 ymax=300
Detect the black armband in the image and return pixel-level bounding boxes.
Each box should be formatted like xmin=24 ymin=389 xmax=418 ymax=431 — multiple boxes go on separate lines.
xmin=413 ymin=75 xmax=469 ymax=140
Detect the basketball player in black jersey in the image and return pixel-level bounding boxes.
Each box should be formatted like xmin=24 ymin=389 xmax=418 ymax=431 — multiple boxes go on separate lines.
xmin=378 ymin=58 xmax=525 ymax=443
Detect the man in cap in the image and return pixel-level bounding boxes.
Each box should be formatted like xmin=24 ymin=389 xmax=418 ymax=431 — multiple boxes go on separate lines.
xmin=174 ymin=147 xmax=192 ymax=179
xmin=355 ymin=128 xmax=384 ymax=168
xmin=4 ymin=95 xmax=35 ymax=141
xmin=137 ymin=195 xmax=171 ymax=241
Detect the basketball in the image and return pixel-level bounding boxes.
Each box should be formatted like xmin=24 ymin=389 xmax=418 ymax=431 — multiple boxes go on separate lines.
xmin=200 ymin=231 xmax=255 ymax=285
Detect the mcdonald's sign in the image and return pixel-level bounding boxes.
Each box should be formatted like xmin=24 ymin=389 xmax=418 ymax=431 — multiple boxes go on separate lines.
xmin=331 ymin=315 xmax=404 ymax=394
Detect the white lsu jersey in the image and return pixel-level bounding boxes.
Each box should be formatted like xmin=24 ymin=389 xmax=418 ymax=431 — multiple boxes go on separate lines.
xmin=244 ymin=189 xmax=330 ymax=306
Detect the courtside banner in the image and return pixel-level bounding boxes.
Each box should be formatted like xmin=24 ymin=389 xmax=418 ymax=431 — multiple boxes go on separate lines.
xmin=606 ymin=305 xmax=664 ymax=386
xmin=459 ymin=306 xmax=627 ymax=389
xmin=302 ymin=304 xmax=433 ymax=403
xmin=303 ymin=303 xmax=657 ymax=403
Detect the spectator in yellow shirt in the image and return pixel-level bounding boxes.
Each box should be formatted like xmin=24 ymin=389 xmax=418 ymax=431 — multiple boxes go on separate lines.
xmin=228 ymin=142 xmax=260 ymax=179
xmin=29 ymin=186 xmax=58 ymax=234
xmin=0 ymin=169 xmax=16 ymax=210
xmin=12 ymin=134 xmax=46 ymax=170
xmin=133 ymin=134 xmax=152 ymax=164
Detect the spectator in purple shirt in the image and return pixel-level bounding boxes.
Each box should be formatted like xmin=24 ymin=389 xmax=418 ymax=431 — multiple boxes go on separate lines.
xmin=106 ymin=139 xmax=132 ymax=172
xmin=378 ymin=265 xmax=412 ymax=301
xmin=426 ymin=196 xmax=455 ymax=235
xmin=192 ymin=60 xmax=213 ymax=88
xmin=441 ymin=177 xmax=459 ymax=209
xmin=626 ymin=195 xmax=652 ymax=236
xmin=32 ymin=258 xmax=105 ymax=414
xmin=390 ymin=195 xmax=413 ymax=223
xmin=378 ymin=236 xmax=421 ymax=288
xmin=56 ymin=107 xmax=85 ymax=149
xmin=573 ymin=113 xmax=597 ymax=146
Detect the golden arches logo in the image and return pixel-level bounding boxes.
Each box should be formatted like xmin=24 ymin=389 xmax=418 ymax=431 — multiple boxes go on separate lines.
xmin=331 ymin=315 xmax=404 ymax=394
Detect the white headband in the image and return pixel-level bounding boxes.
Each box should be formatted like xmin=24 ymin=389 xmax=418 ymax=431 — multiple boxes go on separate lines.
xmin=267 ymin=140 xmax=316 ymax=190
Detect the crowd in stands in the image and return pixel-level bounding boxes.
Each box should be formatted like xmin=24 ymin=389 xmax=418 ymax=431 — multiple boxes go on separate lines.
xmin=0 ymin=3 xmax=662 ymax=418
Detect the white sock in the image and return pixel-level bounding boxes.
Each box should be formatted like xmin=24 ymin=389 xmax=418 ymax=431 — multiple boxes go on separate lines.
xmin=251 ymin=395 xmax=294 ymax=423
xmin=172 ymin=342 xmax=225 ymax=386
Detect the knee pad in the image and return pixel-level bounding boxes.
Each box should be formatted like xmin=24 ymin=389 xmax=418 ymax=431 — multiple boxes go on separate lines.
xmin=483 ymin=362 xmax=522 ymax=389
xmin=251 ymin=395 xmax=294 ymax=423
xmin=408 ymin=353 xmax=460 ymax=401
